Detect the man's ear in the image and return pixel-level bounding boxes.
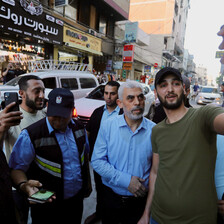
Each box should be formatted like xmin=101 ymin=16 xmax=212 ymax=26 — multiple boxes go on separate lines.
xmin=116 ymin=99 xmax=123 ymax=109
xmin=19 ymin=90 xmax=25 ymax=98
xmin=183 ymin=84 xmax=186 ymax=94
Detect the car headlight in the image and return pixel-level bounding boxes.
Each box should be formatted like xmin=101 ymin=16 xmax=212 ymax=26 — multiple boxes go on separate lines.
xmin=199 ymin=96 xmax=204 ymax=99
xmin=216 ymin=97 xmax=221 ymax=101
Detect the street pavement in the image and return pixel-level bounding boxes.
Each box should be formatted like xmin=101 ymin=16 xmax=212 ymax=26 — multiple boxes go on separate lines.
xmin=189 ymin=99 xmax=201 ymax=108
xmin=82 ymin=164 xmax=101 ymax=224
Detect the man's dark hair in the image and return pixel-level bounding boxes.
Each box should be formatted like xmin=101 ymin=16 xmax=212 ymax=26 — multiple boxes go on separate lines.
xmin=105 ymin=81 xmax=120 ymax=89
xmin=18 ymin=75 xmax=42 ymax=91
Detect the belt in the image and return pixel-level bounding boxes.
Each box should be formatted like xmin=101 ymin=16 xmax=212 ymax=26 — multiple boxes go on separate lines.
xmin=103 ymin=184 xmax=147 ymax=203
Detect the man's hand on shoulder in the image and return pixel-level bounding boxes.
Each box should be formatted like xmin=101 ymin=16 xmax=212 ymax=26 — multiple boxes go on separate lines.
xmin=128 ymin=176 xmax=147 ymax=197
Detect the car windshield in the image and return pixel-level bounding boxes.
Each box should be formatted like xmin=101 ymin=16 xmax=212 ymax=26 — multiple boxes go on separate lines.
xmin=5 ymin=76 xmax=22 ymax=86
xmin=86 ymin=85 xmax=105 ymax=100
xmin=201 ymin=87 xmax=218 ymax=93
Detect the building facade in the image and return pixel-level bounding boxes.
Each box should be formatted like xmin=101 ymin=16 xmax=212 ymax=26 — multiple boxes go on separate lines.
xmin=114 ymin=21 xmax=163 ymax=82
xmin=0 ymin=0 xmax=129 ymax=77
xmin=129 ymin=0 xmax=190 ymax=70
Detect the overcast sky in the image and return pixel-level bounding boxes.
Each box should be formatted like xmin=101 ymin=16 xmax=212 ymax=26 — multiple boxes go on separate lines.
xmin=184 ymin=0 xmax=224 ymax=82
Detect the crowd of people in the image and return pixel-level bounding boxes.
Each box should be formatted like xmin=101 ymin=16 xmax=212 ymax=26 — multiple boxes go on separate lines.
xmin=0 ymin=67 xmax=224 ymax=224
xmin=0 ymin=25 xmax=224 ymax=224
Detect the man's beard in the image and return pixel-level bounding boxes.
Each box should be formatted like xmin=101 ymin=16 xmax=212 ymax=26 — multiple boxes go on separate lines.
xmin=123 ymin=105 xmax=144 ymax=120
xmin=25 ymin=95 xmax=43 ymax=111
xmin=158 ymin=91 xmax=185 ymax=110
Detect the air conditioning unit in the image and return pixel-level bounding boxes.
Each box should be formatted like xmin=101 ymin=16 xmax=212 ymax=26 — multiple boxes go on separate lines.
xmin=88 ymin=29 xmax=97 ymax=36
xmin=55 ymin=0 xmax=68 ymax=7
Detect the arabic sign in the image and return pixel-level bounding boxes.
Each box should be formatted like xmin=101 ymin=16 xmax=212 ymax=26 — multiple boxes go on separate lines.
xmin=0 ymin=0 xmax=63 ymax=45
xmin=123 ymin=62 xmax=132 ymax=70
xmin=144 ymin=65 xmax=151 ymax=73
xmin=216 ymin=51 xmax=224 ymax=58
xmin=113 ymin=61 xmax=123 ymax=70
xmin=123 ymin=44 xmax=134 ymax=62
xmin=125 ymin=22 xmax=138 ymax=44
xmin=63 ymin=25 xmax=102 ymax=56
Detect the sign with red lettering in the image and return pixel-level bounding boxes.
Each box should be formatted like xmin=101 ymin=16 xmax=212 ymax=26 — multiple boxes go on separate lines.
xmin=123 ymin=45 xmax=134 ymax=62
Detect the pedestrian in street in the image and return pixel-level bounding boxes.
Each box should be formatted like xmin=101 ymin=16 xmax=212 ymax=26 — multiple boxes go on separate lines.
xmin=14 ymin=63 xmax=26 ymax=77
xmin=220 ymin=83 xmax=224 ymax=107
xmin=9 ymin=88 xmax=92 ymax=224
xmin=4 ymin=75 xmax=46 ymax=224
xmin=138 ymin=67 xmax=224 ymax=224
xmin=2 ymin=63 xmax=16 ymax=84
xmin=91 ymin=80 xmax=156 ymax=224
xmin=0 ymin=102 xmax=23 ymax=224
xmin=148 ymin=73 xmax=192 ymax=124
xmin=192 ymin=81 xmax=200 ymax=100
xmin=218 ymin=25 xmax=224 ymax=64
xmin=84 ymin=81 xmax=123 ymax=224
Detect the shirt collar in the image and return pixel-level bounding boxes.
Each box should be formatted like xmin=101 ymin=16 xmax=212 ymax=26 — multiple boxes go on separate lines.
xmin=118 ymin=114 xmax=147 ymax=131
xmin=103 ymin=104 xmax=120 ymax=113
xmin=46 ymin=117 xmax=75 ymax=134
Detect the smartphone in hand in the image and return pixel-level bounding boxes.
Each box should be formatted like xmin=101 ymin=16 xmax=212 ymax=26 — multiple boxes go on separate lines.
xmin=4 ymin=92 xmax=21 ymax=124
xmin=28 ymin=189 xmax=55 ymax=204
xmin=4 ymin=92 xmax=20 ymax=112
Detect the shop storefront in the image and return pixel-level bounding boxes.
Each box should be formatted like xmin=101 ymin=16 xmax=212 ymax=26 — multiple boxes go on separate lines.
xmin=57 ymin=24 xmax=102 ymax=72
xmin=0 ymin=0 xmax=63 ymax=72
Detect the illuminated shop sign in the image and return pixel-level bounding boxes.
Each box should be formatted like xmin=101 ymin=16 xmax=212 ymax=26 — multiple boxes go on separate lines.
xmin=0 ymin=0 xmax=63 ymax=45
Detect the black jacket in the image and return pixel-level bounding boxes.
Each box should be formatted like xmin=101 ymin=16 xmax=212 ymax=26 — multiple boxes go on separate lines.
xmin=0 ymin=149 xmax=17 ymax=223
xmin=26 ymin=118 xmax=91 ymax=199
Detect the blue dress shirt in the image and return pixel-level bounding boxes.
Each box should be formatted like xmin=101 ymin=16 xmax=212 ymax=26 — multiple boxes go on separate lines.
xmin=91 ymin=114 xmax=155 ymax=196
xmin=9 ymin=118 xmax=89 ymax=199
xmin=100 ymin=105 xmax=120 ymax=126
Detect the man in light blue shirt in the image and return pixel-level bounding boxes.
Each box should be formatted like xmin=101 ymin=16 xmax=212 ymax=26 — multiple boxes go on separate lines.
xmin=85 ymin=81 xmax=122 ymax=224
xmin=9 ymin=88 xmax=91 ymax=224
xmin=91 ymin=80 xmax=155 ymax=224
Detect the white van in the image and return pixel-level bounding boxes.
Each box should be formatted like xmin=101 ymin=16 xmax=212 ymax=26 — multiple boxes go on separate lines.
xmin=0 ymin=60 xmax=99 ymax=102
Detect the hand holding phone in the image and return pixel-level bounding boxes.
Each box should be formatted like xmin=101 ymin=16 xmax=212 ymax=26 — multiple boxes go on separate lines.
xmin=4 ymin=92 xmax=21 ymax=124
xmin=28 ymin=189 xmax=55 ymax=204
xmin=4 ymin=92 xmax=20 ymax=112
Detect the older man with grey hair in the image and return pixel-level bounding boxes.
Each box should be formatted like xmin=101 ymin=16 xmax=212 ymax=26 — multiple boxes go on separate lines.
xmin=91 ymin=80 xmax=156 ymax=224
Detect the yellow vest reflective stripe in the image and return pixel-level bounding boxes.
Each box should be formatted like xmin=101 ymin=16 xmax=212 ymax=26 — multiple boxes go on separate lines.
xmin=81 ymin=145 xmax=85 ymax=166
xmin=35 ymin=155 xmax=61 ymax=178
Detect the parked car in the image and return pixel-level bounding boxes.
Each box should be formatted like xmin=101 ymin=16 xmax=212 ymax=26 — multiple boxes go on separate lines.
xmin=0 ymin=70 xmax=99 ymax=103
xmin=75 ymin=82 xmax=155 ymax=125
xmin=195 ymin=86 xmax=222 ymax=105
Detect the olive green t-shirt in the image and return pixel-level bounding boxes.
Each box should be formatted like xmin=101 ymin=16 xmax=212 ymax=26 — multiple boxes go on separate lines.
xmin=151 ymin=105 xmax=224 ymax=224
